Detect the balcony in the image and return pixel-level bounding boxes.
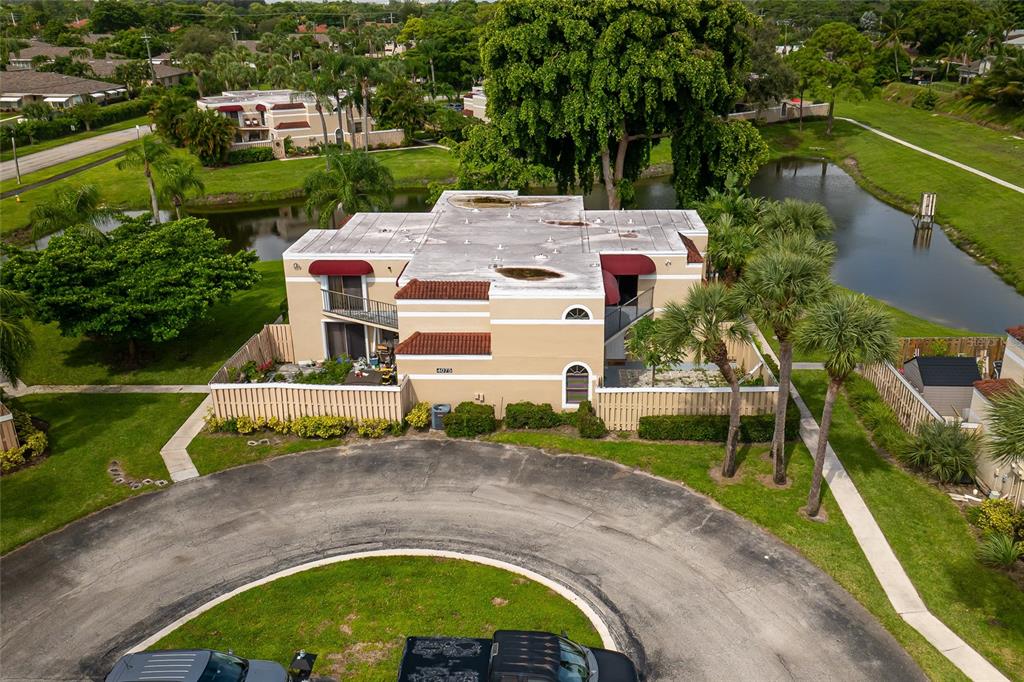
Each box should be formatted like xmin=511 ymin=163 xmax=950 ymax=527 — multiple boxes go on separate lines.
xmin=604 ymin=288 xmax=654 ymax=340
xmin=323 ymin=290 xmax=398 ymax=331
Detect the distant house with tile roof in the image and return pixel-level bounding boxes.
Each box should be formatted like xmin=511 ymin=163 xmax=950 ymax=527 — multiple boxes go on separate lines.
xmin=0 ymin=70 xmax=126 ymax=111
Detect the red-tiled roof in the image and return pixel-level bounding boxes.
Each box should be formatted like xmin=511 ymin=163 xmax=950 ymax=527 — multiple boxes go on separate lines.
xmin=394 ymin=279 xmax=490 ymax=301
xmin=1007 ymin=325 xmax=1024 ymax=344
xmin=679 ymin=234 xmax=704 ymax=264
xmin=974 ymin=378 xmax=1019 ymax=399
xmin=395 ymin=332 xmax=491 ymax=356
xmin=271 ymin=102 xmax=305 ymax=111
xmin=275 ymin=120 xmax=310 ymax=130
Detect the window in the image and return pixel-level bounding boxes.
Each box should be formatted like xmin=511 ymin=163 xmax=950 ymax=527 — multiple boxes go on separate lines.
xmin=564 ymin=306 xmax=591 ymax=320
xmin=564 ymin=364 xmax=590 ymax=405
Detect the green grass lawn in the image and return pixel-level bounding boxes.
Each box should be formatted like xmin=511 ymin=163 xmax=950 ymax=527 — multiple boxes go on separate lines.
xmin=1 ymin=146 xmax=455 ymax=239
xmin=0 ymin=140 xmax=138 ymax=195
xmin=189 ymin=432 xmax=345 ymax=475
xmin=19 ymin=260 xmax=284 ymax=385
xmin=759 ymin=119 xmax=1024 ymax=295
xmin=486 ymin=431 xmax=962 ymax=679
xmin=0 ymin=392 xmax=204 ymax=554
xmin=154 ymin=556 xmax=600 ymax=680
xmin=0 ymin=115 xmax=149 ymax=162
xmin=792 ymin=370 xmax=1024 ymax=679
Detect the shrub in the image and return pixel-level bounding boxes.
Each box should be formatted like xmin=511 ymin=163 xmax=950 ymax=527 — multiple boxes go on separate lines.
xmin=976 ymin=532 xmax=1024 ymax=568
xmin=443 ymin=402 xmax=497 ymax=438
xmin=357 ymin=417 xmax=391 ymax=438
xmin=504 ymin=402 xmax=562 ymax=429
xmin=912 ymin=88 xmax=939 ymax=110
xmin=574 ymin=400 xmax=607 ymax=439
xmin=898 ymin=419 xmax=978 ymax=483
xmin=405 ymin=401 xmax=431 ymax=430
xmin=294 ymin=357 xmax=353 ymax=385
xmin=226 ymin=147 xmax=275 ymax=165
xmin=1 ymin=446 xmax=27 ymax=474
xmin=0 ymin=409 xmax=48 ymax=474
xmin=290 ymin=415 xmax=354 ymax=439
xmin=638 ymin=401 xmax=800 ymax=442
xmin=974 ymin=499 xmax=1024 ymax=540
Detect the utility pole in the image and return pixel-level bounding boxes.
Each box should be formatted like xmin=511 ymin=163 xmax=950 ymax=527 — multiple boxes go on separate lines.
xmin=10 ymin=135 xmax=21 ymax=185
xmin=141 ymin=33 xmax=156 ymax=83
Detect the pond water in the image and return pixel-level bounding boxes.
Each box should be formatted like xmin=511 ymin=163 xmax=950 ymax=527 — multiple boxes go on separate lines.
xmin=748 ymin=159 xmax=1024 ymax=334
xmin=38 ymin=158 xmax=1023 ymax=333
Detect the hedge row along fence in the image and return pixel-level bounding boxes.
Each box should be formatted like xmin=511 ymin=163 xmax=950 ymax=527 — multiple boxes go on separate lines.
xmin=0 ymin=97 xmax=154 ymax=149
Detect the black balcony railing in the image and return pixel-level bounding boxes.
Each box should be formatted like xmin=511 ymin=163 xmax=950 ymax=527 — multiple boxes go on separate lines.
xmin=322 ymin=289 xmax=398 ymax=330
xmin=604 ymin=288 xmax=654 ymax=340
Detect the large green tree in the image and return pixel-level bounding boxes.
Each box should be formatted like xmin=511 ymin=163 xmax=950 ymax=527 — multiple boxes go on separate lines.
xmin=787 ymin=22 xmax=874 ymax=135
xmin=150 ymin=92 xmax=197 ymax=147
xmin=117 ymin=136 xmax=172 ymax=223
xmin=480 ymin=0 xmax=767 ymax=209
xmin=796 ymin=291 xmax=897 ymax=517
xmin=0 ymin=287 xmax=34 ymax=387
xmin=179 ymin=109 xmax=236 ymax=167
xmin=1 ymin=217 xmax=258 ymax=363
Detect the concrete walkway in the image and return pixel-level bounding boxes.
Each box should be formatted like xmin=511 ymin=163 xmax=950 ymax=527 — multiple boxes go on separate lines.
xmin=159 ymin=395 xmax=211 ymax=482
xmin=838 ymin=116 xmax=1024 ymax=195
xmin=3 ymin=383 xmax=209 ymax=396
xmin=1 ymin=124 xmax=152 ymax=181
xmin=753 ymin=330 xmax=1008 ymax=681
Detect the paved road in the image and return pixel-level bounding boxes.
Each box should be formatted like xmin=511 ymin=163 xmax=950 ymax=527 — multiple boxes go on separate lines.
xmin=0 ymin=125 xmax=151 ymax=181
xmin=0 ymin=441 xmax=922 ymax=681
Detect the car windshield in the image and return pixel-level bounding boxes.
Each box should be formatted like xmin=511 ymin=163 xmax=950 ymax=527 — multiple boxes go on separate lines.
xmin=557 ymin=638 xmax=591 ymax=682
xmin=197 ymin=652 xmax=248 ymax=682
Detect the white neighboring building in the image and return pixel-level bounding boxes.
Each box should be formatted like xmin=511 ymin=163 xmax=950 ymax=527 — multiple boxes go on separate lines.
xmin=462 ymin=85 xmax=488 ymax=122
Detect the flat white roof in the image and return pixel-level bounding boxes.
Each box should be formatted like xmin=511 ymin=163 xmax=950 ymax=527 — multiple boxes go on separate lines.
xmin=284 ymin=191 xmax=706 ymax=298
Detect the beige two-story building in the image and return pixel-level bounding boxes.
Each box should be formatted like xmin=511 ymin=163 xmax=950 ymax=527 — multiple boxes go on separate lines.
xmin=281 ymin=190 xmax=708 ymax=412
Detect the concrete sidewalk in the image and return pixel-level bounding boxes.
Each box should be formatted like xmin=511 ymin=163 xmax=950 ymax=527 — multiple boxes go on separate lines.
xmin=3 ymin=383 xmax=209 ymax=396
xmin=1 ymin=125 xmax=152 ymax=181
xmin=159 ymin=396 xmax=211 ymax=482
xmin=753 ymin=328 xmax=1008 ymax=681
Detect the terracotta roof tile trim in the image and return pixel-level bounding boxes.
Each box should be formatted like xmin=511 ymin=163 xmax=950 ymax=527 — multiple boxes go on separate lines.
xmin=679 ymin=234 xmax=704 ymax=264
xmin=395 ymin=332 xmax=491 ymax=356
xmin=973 ymin=378 xmax=1019 ymax=399
xmin=394 ymin=278 xmax=491 ymax=300
xmin=1007 ymin=325 xmax=1024 ymax=344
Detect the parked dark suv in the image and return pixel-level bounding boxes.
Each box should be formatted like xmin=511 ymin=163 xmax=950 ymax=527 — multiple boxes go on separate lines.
xmin=105 ymin=649 xmax=288 ymax=682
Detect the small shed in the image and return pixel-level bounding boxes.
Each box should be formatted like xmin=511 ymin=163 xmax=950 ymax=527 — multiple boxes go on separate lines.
xmin=903 ymin=356 xmax=981 ymax=417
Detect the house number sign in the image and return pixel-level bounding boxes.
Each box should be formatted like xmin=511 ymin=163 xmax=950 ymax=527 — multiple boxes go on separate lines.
xmin=436 ymin=368 xmax=454 ymax=374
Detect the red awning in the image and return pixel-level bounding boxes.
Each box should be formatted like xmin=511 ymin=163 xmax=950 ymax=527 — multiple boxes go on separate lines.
xmin=254 ymin=103 xmax=266 ymax=112
xmin=308 ymin=260 xmax=373 ymax=276
xmin=599 ymin=254 xmax=656 ymax=276
xmin=602 ymin=269 xmax=620 ymax=306
xmin=218 ymin=105 xmax=243 ymax=112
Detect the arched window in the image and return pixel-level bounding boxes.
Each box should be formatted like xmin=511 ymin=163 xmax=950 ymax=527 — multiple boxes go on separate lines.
xmin=563 ymin=306 xmax=592 ymax=320
xmin=564 ymin=364 xmax=590 ymax=406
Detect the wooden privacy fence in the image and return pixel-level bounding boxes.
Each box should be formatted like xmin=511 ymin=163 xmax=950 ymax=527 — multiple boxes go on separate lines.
xmin=212 ymin=324 xmax=294 ymax=383
xmin=858 ymin=362 xmax=941 ymax=432
xmin=595 ymin=387 xmax=777 ymax=431
xmin=0 ymin=402 xmax=19 ymax=451
xmin=210 ymin=375 xmax=415 ymax=422
xmin=898 ymin=336 xmax=1005 ymax=368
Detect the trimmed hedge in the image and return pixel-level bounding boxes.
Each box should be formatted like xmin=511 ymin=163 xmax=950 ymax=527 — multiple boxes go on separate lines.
xmin=638 ymin=400 xmax=800 ymax=442
xmin=226 ymin=146 xmax=275 ymax=165
xmin=574 ymin=399 xmax=608 ymax=439
xmin=443 ymin=402 xmax=497 ymax=438
xmin=504 ymin=401 xmax=563 ymax=429
xmin=1 ymin=97 xmax=154 ymax=149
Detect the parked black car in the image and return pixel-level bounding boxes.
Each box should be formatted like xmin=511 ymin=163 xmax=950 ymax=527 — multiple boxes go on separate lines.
xmin=105 ymin=649 xmax=288 ymax=682
xmin=397 ymin=630 xmax=639 ymax=682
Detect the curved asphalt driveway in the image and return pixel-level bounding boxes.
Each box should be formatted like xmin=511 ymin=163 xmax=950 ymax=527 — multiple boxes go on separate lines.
xmin=0 ymin=441 xmax=922 ymax=681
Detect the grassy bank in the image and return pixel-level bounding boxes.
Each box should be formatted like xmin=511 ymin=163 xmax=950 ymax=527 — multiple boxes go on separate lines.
xmin=0 ymin=392 xmax=204 ymax=554
xmin=18 ymin=260 xmax=284 ymax=386
xmin=0 ymin=115 xmax=149 ymax=162
xmin=876 ymin=82 xmax=1024 ymax=134
xmin=189 ymin=432 xmax=346 ymax=475
xmin=792 ymin=370 xmax=1024 ymax=679
xmin=487 ymin=431 xmax=962 ymax=679
xmin=1 ymin=146 xmax=456 ymax=240
xmin=154 ymin=556 xmax=600 ymax=679
xmin=760 ymin=119 xmax=1024 ymax=296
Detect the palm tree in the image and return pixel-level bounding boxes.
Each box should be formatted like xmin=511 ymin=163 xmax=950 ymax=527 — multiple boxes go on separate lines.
xmin=985 ymin=385 xmax=1024 ymax=467
xmin=659 ymin=283 xmax=752 ymax=477
xmin=696 ymin=187 xmax=764 ymax=227
xmin=181 ymin=53 xmax=211 ymax=96
xmin=179 ymin=109 xmax=237 ymax=166
xmin=736 ymin=248 xmax=834 ymax=484
xmin=0 ymin=287 xmax=34 ymax=387
xmin=879 ymin=11 xmax=908 ymax=80
xmin=303 ymin=149 xmax=395 ymax=228
xmin=117 ymin=137 xmax=172 ymax=224
xmin=29 ymin=184 xmax=111 ymax=242
xmin=350 ymin=57 xmax=381 ymax=151
xmin=707 ymin=214 xmax=757 ymax=284
xmin=758 ymin=199 xmax=835 ymax=238
xmin=796 ymin=291 xmax=897 ymax=517
xmin=157 ymin=158 xmax=205 ymax=220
